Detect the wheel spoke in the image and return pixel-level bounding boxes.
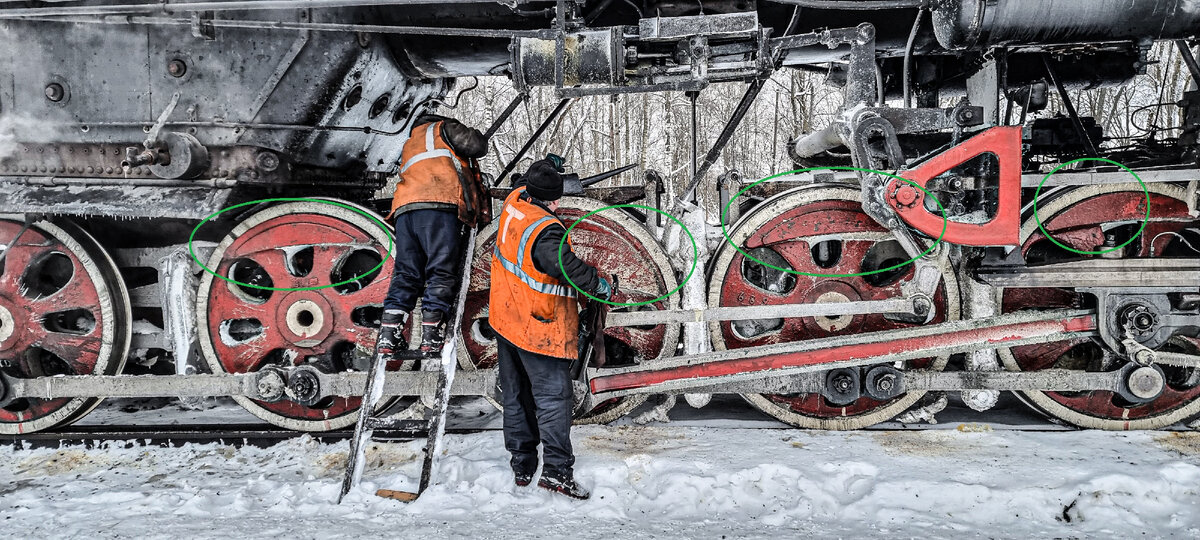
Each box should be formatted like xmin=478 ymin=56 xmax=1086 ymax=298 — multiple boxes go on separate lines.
xmin=309 ymin=244 xmax=358 ymax=283
xmin=37 ymin=332 xmax=100 ymax=375
xmin=0 ymin=244 xmax=37 ymax=287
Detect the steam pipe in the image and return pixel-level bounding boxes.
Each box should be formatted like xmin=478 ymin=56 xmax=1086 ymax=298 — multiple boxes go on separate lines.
xmin=789 ymin=123 xmax=844 ymax=161
xmin=9 ymin=15 xmax=542 ymax=39
xmin=580 ymin=163 xmax=638 ymax=187
xmin=902 ymin=7 xmax=925 ymax=108
xmin=934 ymin=0 xmax=1200 ymax=50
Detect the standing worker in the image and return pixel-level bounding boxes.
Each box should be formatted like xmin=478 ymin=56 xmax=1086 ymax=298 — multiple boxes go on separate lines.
xmin=376 ymin=114 xmax=490 ymax=362
xmin=490 ymin=158 xmax=613 ymax=500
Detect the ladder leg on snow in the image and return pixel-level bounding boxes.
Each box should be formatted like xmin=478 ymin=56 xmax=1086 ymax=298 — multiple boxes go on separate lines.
xmin=338 ymin=227 xmax=476 ymax=504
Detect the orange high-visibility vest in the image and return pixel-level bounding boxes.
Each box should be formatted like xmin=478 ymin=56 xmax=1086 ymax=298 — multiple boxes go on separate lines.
xmin=489 ymin=187 xmax=580 ymax=359
xmin=388 ymin=120 xmax=487 ymax=225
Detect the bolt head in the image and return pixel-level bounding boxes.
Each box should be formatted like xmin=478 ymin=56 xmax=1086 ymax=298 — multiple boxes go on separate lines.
xmin=894 ymin=185 xmax=919 ymax=207
xmin=256 ymin=151 xmax=280 ymax=172
xmin=913 ymin=297 xmax=931 ymax=315
xmin=1127 ymin=366 xmax=1164 ymax=400
xmin=44 ymin=83 xmax=64 ymax=102
xmin=167 ymin=59 xmax=187 ymax=78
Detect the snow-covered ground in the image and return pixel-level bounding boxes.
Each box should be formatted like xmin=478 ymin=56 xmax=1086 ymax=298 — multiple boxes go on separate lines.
xmin=4 ymin=397 xmax=1200 ymax=539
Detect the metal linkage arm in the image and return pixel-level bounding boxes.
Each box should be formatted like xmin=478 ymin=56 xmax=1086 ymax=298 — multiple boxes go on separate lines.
xmin=890 ymin=126 xmax=1024 ymax=246
xmin=648 ymin=369 xmax=1127 ymax=396
xmin=0 ymin=369 xmax=498 ymax=406
xmin=587 ymin=309 xmax=1097 ymax=398
xmin=606 ymin=297 xmax=915 ymax=327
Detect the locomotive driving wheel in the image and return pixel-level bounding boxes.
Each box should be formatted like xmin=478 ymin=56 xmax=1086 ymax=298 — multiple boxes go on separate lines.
xmin=196 ymin=200 xmax=408 ymax=431
xmin=708 ymin=185 xmax=960 ymax=429
xmin=0 ymin=218 xmax=131 ymax=434
xmin=999 ymin=183 xmax=1200 ymax=430
xmin=459 ymin=196 xmax=681 ymax=424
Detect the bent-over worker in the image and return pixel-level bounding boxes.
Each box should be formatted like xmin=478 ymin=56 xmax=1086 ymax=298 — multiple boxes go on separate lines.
xmin=377 ymin=115 xmax=490 ymax=361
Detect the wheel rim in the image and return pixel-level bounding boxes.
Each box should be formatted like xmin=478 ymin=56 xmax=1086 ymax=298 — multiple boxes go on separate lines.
xmin=458 ymin=196 xmax=680 ymax=424
xmin=709 ymin=185 xmax=960 ymax=429
xmin=196 ymin=200 xmax=401 ymax=431
xmin=0 ymin=219 xmax=130 ymax=434
xmin=999 ymin=183 xmax=1200 ymax=430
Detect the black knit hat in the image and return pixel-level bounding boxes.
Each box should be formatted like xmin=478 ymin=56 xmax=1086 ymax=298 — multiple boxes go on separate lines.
xmin=524 ymin=159 xmax=564 ymax=201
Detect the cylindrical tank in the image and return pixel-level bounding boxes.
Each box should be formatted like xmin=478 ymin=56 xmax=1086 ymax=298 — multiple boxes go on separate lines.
xmin=513 ymin=29 xmax=624 ymax=88
xmin=933 ymin=0 xmax=1200 ymax=50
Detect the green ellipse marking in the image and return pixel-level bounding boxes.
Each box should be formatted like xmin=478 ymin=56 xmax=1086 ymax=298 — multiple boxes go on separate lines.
xmin=558 ymin=204 xmax=697 ymax=307
xmin=722 ymin=166 xmax=948 ymax=278
xmin=1033 ymin=157 xmax=1150 ymax=255
xmin=187 ymin=197 xmax=394 ymax=292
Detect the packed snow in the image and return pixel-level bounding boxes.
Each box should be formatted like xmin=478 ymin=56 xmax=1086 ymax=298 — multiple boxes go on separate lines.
xmin=3 ymin=397 xmax=1200 ymax=539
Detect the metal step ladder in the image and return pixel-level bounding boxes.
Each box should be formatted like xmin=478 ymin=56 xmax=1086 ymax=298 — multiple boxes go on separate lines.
xmin=338 ymin=227 xmax=476 ymax=503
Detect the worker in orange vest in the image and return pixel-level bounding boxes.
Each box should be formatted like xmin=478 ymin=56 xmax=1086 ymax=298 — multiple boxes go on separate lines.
xmin=490 ymin=158 xmax=612 ymax=500
xmin=378 ymin=115 xmax=489 ymax=361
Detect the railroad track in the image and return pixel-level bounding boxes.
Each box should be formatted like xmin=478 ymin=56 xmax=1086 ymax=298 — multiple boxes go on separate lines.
xmin=0 ymin=424 xmax=490 ymax=450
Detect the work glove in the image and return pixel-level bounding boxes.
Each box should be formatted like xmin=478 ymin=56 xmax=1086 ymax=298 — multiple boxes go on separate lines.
xmin=594 ymin=276 xmax=613 ymax=301
xmin=545 ymin=153 xmax=566 ymax=172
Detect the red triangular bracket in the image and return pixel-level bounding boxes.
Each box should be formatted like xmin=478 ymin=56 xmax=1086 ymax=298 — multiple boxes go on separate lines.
xmin=889 ymin=126 xmax=1022 ymax=246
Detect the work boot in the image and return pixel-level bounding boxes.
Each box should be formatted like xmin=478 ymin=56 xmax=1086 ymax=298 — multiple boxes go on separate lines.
xmin=376 ymin=309 xmax=409 ymax=362
xmin=419 ymin=309 xmax=446 ymax=357
xmin=537 ymin=470 xmax=590 ymax=500
xmin=513 ymin=468 xmax=535 ymax=487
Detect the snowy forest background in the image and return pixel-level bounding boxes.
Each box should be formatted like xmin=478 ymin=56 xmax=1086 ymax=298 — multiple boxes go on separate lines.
xmin=438 ymin=43 xmax=1195 ymax=204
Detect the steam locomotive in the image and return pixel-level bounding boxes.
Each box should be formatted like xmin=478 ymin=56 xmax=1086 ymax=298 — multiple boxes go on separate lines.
xmin=2 ymin=0 xmax=1199 ymax=433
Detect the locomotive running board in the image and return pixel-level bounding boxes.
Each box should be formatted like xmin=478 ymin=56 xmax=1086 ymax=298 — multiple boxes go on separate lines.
xmin=586 ymin=309 xmax=1097 ymax=398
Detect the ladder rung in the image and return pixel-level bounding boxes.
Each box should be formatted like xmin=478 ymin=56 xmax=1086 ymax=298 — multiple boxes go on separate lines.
xmin=364 ymin=416 xmax=429 ymax=432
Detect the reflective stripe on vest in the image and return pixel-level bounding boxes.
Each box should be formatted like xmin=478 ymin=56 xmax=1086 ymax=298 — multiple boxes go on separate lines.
xmin=491 ymin=213 xmax=578 ymax=299
xmin=399 ymin=123 xmax=465 ymax=177
xmin=489 ymin=188 xmax=579 ymax=359
xmin=388 ymin=120 xmax=478 ymax=222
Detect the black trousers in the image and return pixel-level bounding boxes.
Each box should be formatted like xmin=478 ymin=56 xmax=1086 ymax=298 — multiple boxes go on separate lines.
xmin=384 ymin=209 xmax=462 ymax=314
xmin=496 ymin=334 xmax=575 ymax=477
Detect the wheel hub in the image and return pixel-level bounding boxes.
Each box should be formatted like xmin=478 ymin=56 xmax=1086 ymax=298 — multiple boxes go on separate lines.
xmin=1119 ymin=303 xmax=1160 ymax=339
xmin=1124 ymin=365 xmax=1166 ymax=402
xmin=805 ymin=285 xmax=861 ymax=333
xmin=0 ymin=301 xmax=16 ymax=349
xmin=278 ymin=293 xmax=332 ymax=347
